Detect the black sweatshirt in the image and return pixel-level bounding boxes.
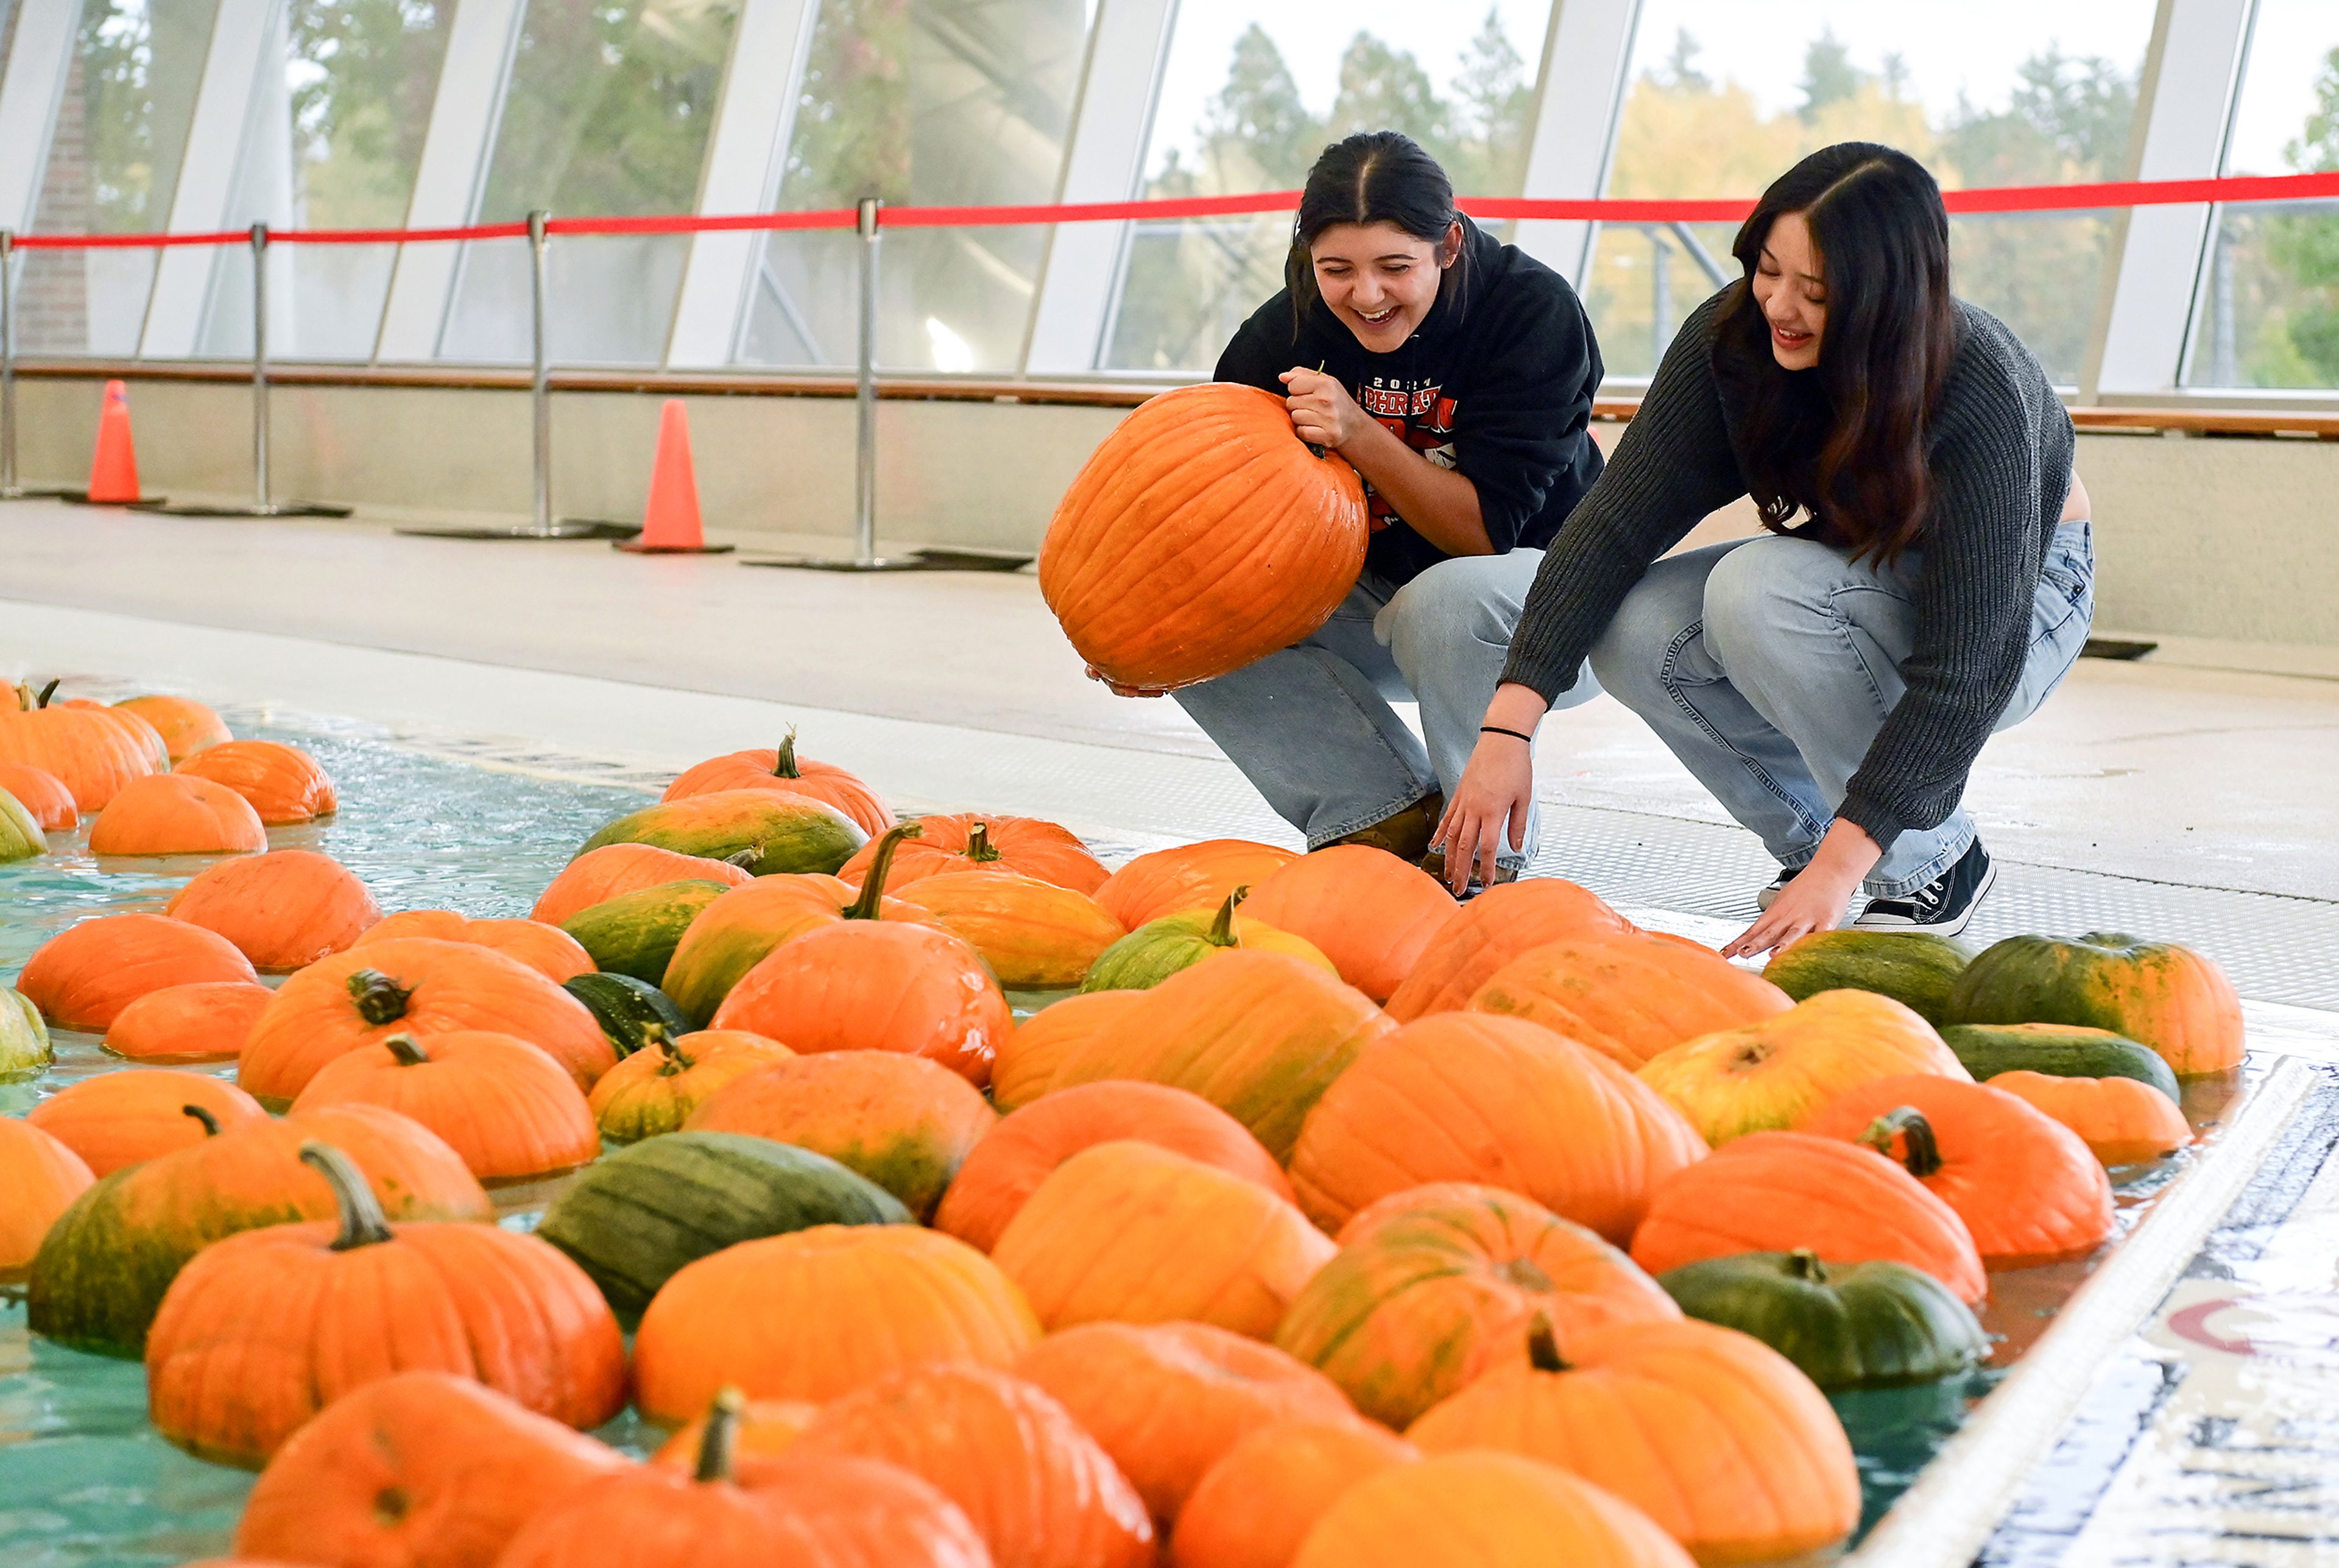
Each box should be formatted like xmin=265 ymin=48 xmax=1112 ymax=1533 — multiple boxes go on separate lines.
xmin=1501 ymin=286 xmax=2077 ymax=852
xmin=1215 ymin=217 xmax=1605 ymax=587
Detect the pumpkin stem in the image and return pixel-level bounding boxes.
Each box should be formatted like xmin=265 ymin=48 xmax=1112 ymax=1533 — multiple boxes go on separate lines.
xmin=772 ymin=729 xmax=802 ymax=780
xmin=384 ymin=1033 xmax=430 ymax=1067
xmin=298 ymin=1142 xmax=395 ymax=1251
xmin=1207 ymin=886 xmax=1251 ymax=948
xmin=720 ymin=847 xmax=761 ymax=870
xmin=963 ymin=820 xmax=1000 ymax=863
xmin=654 ymin=1027 xmax=694 ymax=1076
xmin=694 ymin=1388 xmax=746 ymax=1484
xmin=1861 ymin=1107 xmax=1944 ymax=1180
xmin=844 ymin=821 xmax=922 ymax=919
xmin=1526 ymin=1315 xmax=1570 ymax=1374
xmin=346 ymin=968 xmax=413 ymax=1026
xmin=1787 ymin=1249 xmax=1827 ymax=1283
xmin=34 ymin=678 xmax=60 ymax=709
xmin=182 ymin=1104 xmax=221 ymax=1137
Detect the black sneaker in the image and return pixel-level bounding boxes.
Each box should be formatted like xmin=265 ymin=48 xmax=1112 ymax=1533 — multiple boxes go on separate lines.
xmin=1853 ymin=840 xmax=1997 ymax=936
xmin=1756 ymin=864 xmax=1802 ymax=911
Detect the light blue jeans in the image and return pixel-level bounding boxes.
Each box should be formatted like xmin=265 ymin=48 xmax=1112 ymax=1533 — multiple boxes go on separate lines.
xmin=1174 ymin=549 xmax=1600 ymax=869
xmin=1589 ymin=520 xmax=2095 ymax=896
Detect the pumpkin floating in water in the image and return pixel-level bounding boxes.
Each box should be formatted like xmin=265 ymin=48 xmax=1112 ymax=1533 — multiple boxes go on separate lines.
xmin=112 ymin=694 xmax=231 ymax=760
xmin=990 ymin=989 xmax=1148 ymax=1112
xmin=578 ymin=788 xmax=865 ymax=877
xmin=588 ymin=1027 xmax=795 ymax=1142
xmin=1762 ymin=928 xmax=1972 ymax=1025
xmin=0 ymin=679 xmax=159 ymax=809
xmin=1082 ymin=887 xmax=1335 ymax=992
xmin=174 ymin=740 xmax=338 ymax=824
xmin=1293 ymin=1450 xmax=1697 ymax=1568
xmin=1040 ymin=381 xmax=1369 ymax=692
xmin=1243 ymin=846 xmax=1457 ymax=1003
xmin=1948 ymin=932 xmax=2243 ymax=1077
xmin=1288 ymin=1012 xmax=1707 ymax=1241
xmin=662 ymin=730 xmax=893 ymax=837
xmin=102 ymin=981 xmax=277 ymax=1064
xmin=18 ymin=912 xmax=259 ymax=1032
xmin=2 ymin=983 xmax=51 ymax=1078
xmin=0 ymin=782 xmax=47 ymax=863
xmin=559 ymin=878 xmax=732 ymax=986
xmin=59 ymin=697 xmax=170 ymax=770
xmin=1636 ymin=989 xmax=1969 ymax=1146
xmin=1657 ymin=1249 xmax=1988 ymax=1391
xmin=27 ymin=1069 xmax=269 ymax=1176
xmin=1384 ymin=880 xmax=1635 ymax=1022
xmin=1275 ymin=1182 xmax=1679 ymax=1429
xmin=1468 ymin=932 xmax=1794 ymax=1069
xmin=88 ymin=772 xmax=268 ymax=856
xmin=164 ymin=849 xmax=382 ymax=972
xmin=0 ymin=760 xmax=79 ymax=829
xmin=1629 ymin=1130 xmax=1986 ymax=1305
xmin=1096 ymin=838 xmax=1301 ymax=931
xmin=353 ymin=910 xmax=596 ymax=984
xmin=532 ymin=842 xmax=754 ymax=927
xmin=1173 ymin=1418 xmax=1419 ymax=1568
xmin=839 ymin=811 xmax=1110 ymax=894
xmin=0 ymin=1119 xmax=94 ymax=1284
xmin=660 ymin=867 xmax=920 ymax=1026
xmin=1940 ymin=1022 xmax=2180 ymax=1100
xmin=563 ymin=970 xmax=693 ymax=1057
xmin=896 ymin=869 xmax=1126 ymax=989
xmin=291 ymin=1029 xmax=601 ymax=1184
xmin=1987 ymin=1069 xmax=2192 ymax=1167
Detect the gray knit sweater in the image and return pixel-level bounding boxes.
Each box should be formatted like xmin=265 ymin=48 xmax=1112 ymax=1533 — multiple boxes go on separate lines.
xmin=1501 ymin=288 xmax=2076 ymax=851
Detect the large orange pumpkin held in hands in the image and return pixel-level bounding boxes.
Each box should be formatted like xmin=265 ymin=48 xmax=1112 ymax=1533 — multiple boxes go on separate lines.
xmin=1040 ymin=382 xmax=1368 ymax=691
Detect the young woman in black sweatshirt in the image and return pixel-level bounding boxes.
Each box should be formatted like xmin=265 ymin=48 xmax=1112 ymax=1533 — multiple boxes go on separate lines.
xmin=1107 ymin=131 xmax=1607 ymax=878
xmin=1436 ymin=143 xmax=2095 ymax=950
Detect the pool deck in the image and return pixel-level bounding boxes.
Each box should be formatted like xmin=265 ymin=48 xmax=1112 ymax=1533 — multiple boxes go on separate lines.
xmin=6 ymin=501 xmax=2339 ymax=1564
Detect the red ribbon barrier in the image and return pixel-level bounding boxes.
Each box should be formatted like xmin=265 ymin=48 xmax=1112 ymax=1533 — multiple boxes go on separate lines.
xmin=9 ymin=169 xmax=2337 ymax=249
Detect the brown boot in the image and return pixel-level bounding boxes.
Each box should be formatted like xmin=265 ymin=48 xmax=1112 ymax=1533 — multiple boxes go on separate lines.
xmin=1325 ymin=795 xmax=1443 ymax=863
xmin=1418 ymin=847 xmax=1522 ymax=897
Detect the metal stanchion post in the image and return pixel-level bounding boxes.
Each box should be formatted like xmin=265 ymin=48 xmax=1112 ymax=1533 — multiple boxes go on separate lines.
xmin=0 ymin=228 xmax=68 ymax=501
xmin=144 ymin=223 xmax=350 ymax=518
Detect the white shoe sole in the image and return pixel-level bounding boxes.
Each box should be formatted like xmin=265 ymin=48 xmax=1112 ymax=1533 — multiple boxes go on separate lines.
xmin=1853 ymin=858 xmax=1998 ymax=937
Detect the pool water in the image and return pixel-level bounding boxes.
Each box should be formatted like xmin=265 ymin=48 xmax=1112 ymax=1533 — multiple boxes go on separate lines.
xmin=0 ymin=710 xmax=2234 ymax=1565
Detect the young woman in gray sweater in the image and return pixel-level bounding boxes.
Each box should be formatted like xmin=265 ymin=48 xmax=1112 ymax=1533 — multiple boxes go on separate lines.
xmin=1434 ymin=143 xmax=2094 ymax=952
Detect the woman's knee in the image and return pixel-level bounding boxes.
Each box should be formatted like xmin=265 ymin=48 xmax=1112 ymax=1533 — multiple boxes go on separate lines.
xmin=1587 ymin=574 xmax=1695 ymax=702
xmin=1699 ymin=537 xmax=1843 ymax=670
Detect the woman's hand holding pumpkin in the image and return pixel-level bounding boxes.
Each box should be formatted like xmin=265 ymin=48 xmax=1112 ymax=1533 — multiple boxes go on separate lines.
xmin=1279 ymin=367 xmax=1372 ymax=450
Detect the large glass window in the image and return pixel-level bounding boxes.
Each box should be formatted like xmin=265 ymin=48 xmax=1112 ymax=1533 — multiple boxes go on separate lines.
xmin=2182 ymin=0 xmax=2339 ymax=391
xmin=197 ymin=0 xmax=453 ymax=361
xmin=735 ymin=0 xmax=1090 ymax=374
xmin=1099 ymin=1 xmax=1548 ymax=375
xmin=438 ymin=0 xmax=742 ymax=366
xmin=19 ymin=0 xmax=223 ymax=356
xmin=1596 ymin=0 xmax=2156 ymax=387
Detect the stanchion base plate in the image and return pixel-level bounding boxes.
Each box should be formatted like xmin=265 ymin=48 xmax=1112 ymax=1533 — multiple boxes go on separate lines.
xmin=130 ymin=500 xmax=355 ymax=518
xmin=395 ymin=517 xmax=642 ymax=542
xmin=739 ymin=547 xmax=1034 ymax=574
xmin=613 ymin=540 xmax=736 ymax=555
xmin=0 ymin=486 xmax=76 ymax=501
xmin=54 ymin=490 xmax=166 ymax=507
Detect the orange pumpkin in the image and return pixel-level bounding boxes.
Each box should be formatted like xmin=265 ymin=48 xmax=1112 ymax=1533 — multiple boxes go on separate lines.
xmin=1292 ymin=1450 xmax=1697 ymax=1568
xmin=352 ymin=910 xmax=596 ymax=983
xmin=1408 ymin=1317 xmax=1860 ymax=1564
xmin=896 ymin=869 xmax=1127 ymax=989
xmin=589 ymin=1028 xmax=795 ymax=1142
xmin=1468 ymin=933 xmax=1796 ymax=1068
xmin=632 ymin=1224 xmax=1040 ymax=1424
xmin=1987 ymin=1070 xmax=2192 ymax=1167
xmin=87 ymin=772 xmax=268 ymax=856
xmin=661 ymin=731 xmax=894 ymax=837
xmin=993 ymin=1141 xmax=1335 ymax=1337
xmin=145 ymin=1142 xmax=627 ymax=1467
xmin=1097 ymin=838 xmax=1302 ymax=931
xmin=991 ymin=989 xmax=1148 ymax=1111
xmin=60 ymin=696 xmax=169 ymax=769
xmin=103 ymin=981 xmax=275 ymax=1062
xmin=291 ymin=1029 xmax=601 ymax=1184
xmin=660 ymin=871 xmax=920 ymax=1025
xmin=1014 ymin=1319 xmax=1359 ymax=1524
xmin=1040 ymin=381 xmax=1369 ymax=691
xmin=792 ymin=1363 xmax=1157 ymax=1568
xmin=530 ymin=842 xmax=755 ymax=927
xmin=0 ymin=1119 xmax=95 ymax=1283
xmin=1243 ymin=846 xmax=1457 ymax=1003
xmin=1172 ymin=1418 xmax=1419 ymax=1568
xmin=173 ymin=739 xmax=338 ymax=824
xmin=1637 ymin=989 xmax=1970 ymax=1145
xmin=1287 ymin=1012 xmax=1707 ymax=1241
xmin=0 ymin=760 xmax=77 ymax=829
xmin=27 ymin=1069 xmax=270 ymax=1176
xmin=18 ymin=912 xmax=259 ymax=1031
xmin=113 ymin=694 xmax=231 ymax=760
xmin=0 ymin=684 xmax=159 ymax=809
xmin=1043 ymin=950 xmax=1395 ymax=1160
xmin=935 ymin=1079 xmax=1293 ymax=1252
xmin=238 ymin=938 xmax=615 ymax=1107
xmin=235 ymin=1372 xmax=629 ymax=1567
xmin=1629 ymin=1130 xmax=1987 ymax=1305
xmin=1801 ymin=1075 xmax=2114 ymax=1268
xmin=651 ymin=1397 xmax=820 ymax=1471
xmin=1384 ymin=880 xmax=1636 ymax=1022
xmin=1275 ymin=1182 xmax=1679 ymax=1428
xmin=838 ymin=811 xmax=1109 ymax=894
xmin=685 ymin=1049 xmax=996 ymax=1219
xmin=164 ymin=848 xmax=381 ymax=971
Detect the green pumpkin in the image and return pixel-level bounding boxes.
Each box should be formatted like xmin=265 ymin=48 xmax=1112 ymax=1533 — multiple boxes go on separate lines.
xmin=1946 ymin=931 xmax=2242 ymax=1078
xmin=563 ymin=971 xmax=692 ymax=1058
xmin=1659 ymin=1249 xmax=1987 ymax=1391
xmin=576 ymin=789 xmax=864 ymax=877
xmin=0 ymin=785 xmax=46 ymax=864
xmin=1082 ymin=887 xmax=1293 ymax=992
xmin=1762 ymin=930 xmax=1970 ymax=1025
xmin=534 ymin=1131 xmax=912 ymax=1321
xmin=560 ymin=878 xmax=730 ymax=986
xmin=1938 ymin=1022 xmax=2180 ymax=1101
xmin=1 ymin=984 xmax=52 ymax=1079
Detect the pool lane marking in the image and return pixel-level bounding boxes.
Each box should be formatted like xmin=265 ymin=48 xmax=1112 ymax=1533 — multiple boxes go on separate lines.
xmin=1848 ymin=1054 xmax=2320 ymax=1568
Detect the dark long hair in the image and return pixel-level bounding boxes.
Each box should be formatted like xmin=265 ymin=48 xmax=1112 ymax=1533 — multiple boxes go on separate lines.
xmin=1712 ymin=143 xmax=1959 ymax=562
xmin=1286 ymin=131 xmax=1470 ymax=334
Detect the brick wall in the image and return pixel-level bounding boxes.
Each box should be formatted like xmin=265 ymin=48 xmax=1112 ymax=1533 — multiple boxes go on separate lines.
xmin=21 ymin=54 xmax=91 ymax=353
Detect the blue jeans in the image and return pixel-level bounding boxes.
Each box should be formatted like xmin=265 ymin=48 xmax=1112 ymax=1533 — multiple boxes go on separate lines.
xmin=1589 ymin=520 xmax=2096 ymax=897
xmin=1174 ymin=549 xmax=1600 ymax=869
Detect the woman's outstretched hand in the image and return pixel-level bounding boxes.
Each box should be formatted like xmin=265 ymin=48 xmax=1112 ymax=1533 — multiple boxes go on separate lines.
xmin=1720 ymin=821 xmax=1882 ymax=959
xmin=1431 ymin=733 xmax=1534 ymax=894
xmin=1279 ymin=367 xmax=1370 ymax=450
xmin=1085 ymin=665 xmax=1167 ymax=699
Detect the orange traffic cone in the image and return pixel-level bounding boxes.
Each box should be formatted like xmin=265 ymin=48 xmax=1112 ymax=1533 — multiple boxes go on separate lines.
xmin=79 ymin=380 xmax=153 ymax=506
xmin=614 ymin=399 xmax=732 ymax=554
